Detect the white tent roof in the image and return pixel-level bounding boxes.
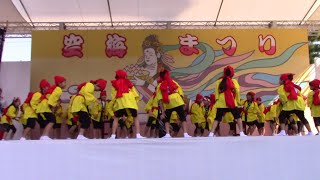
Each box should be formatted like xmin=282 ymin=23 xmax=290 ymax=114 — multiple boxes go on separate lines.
xmin=1 ymin=0 xmax=320 ymax=35
xmin=2 ymin=0 xmax=320 ymax=22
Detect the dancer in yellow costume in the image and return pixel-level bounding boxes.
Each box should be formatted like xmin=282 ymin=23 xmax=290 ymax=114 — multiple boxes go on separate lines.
xmin=190 ymin=94 xmax=206 ymax=137
xmin=110 ymin=70 xmax=143 ymax=139
xmin=157 ymin=69 xmax=191 ymax=138
xmin=209 ymin=66 xmax=246 ymax=137
xmin=256 ymin=97 xmax=266 ymax=136
xmin=71 ymin=79 xmax=107 ymax=140
xmin=308 ymin=79 xmax=320 ymax=135
xmin=277 ymin=73 xmax=313 ymax=136
xmin=1 ymin=97 xmax=20 ymax=140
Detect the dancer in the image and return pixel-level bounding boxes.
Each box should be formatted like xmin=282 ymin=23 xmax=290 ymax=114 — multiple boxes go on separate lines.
xmin=242 ymin=92 xmax=260 ymax=136
xmin=277 ymin=73 xmax=313 ymax=136
xmin=30 ymin=79 xmax=51 ymax=135
xmin=53 ymin=99 xmax=63 ymax=139
xmin=308 ymin=79 xmax=320 ymax=135
xmin=124 ymin=109 xmax=134 ymax=138
xmin=39 ymin=76 xmax=66 ymax=140
xmin=208 ymin=66 xmax=246 ymax=137
xmin=72 ymin=79 xmax=107 ymax=139
xmin=264 ymin=100 xmax=279 ymax=135
xmin=157 ymin=69 xmax=191 ymax=138
xmin=207 ymin=94 xmax=217 ymax=135
xmin=1 ymin=97 xmax=20 ymax=140
xmin=144 ymin=90 xmax=159 ymax=138
xmin=190 ymin=94 xmax=206 ymax=137
xmin=91 ymin=91 xmax=107 ymax=139
xmin=110 ymin=70 xmax=144 ymax=139
xmin=256 ymin=97 xmax=266 ymax=136
xmin=67 ymin=95 xmax=77 ymax=139
xmin=223 ymin=112 xmax=236 ymax=136
xmin=169 ymin=111 xmax=181 ymax=137
xmin=20 ymin=92 xmax=37 ymax=140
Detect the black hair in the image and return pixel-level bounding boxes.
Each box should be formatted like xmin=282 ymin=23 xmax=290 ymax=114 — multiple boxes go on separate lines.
xmin=160 ymin=70 xmax=168 ymax=79
xmin=218 ymin=68 xmax=231 ymax=92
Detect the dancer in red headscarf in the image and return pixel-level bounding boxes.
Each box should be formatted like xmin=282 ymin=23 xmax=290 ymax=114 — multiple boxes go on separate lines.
xmin=144 ymin=88 xmax=159 ymax=138
xmin=40 ymin=76 xmax=66 ymax=140
xmin=71 ymin=79 xmax=107 ymax=140
xmin=256 ymin=97 xmax=266 ymax=136
xmin=1 ymin=97 xmax=20 ymax=140
xmin=208 ymin=66 xmax=246 ymax=137
xmin=110 ymin=70 xmax=144 ymax=139
xmin=242 ymin=92 xmax=261 ymax=136
xmin=157 ymin=69 xmax=191 ymax=138
xmin=190 ymin=94 xmax=206 ymax=137
xmin=90 ymin=90 xmax=107 ymax=139
xmin=277 ymin=73 xmax=313 ymax=136
xmin=308 ymin=79 xmax=320 ymax=135
xmin=20 ymin=79 xmax=51 ymax=140
xmin=38 ymin=76 xmax=67 ymax=140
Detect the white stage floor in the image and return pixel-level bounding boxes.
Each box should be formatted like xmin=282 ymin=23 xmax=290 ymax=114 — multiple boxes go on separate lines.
xmin=0 ymin=136 xmax=319 ymax=180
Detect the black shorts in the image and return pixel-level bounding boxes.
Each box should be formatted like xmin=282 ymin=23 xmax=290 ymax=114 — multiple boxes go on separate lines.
xmin=146 ymin=117 xmax=157 ymax=128
xmin=257 ymin=122 xmax=265 ymax=129
xmin=25 ymin=118 xmax=37 ymax=129
xmin=77 ymin=111 xmax=91 ymax=129
xmin=38 ymin=112 xmax=56 ymax=128
xmin=164 ymin=105 xmax=186 ymax=123
xmin=247 ymin=120 xmax=259 ymax=127
xmin=314 ymin=117 xmax=320 ymax=126
xmin=92 ymin=120 xmax=103 ymax=129
xmin=53 ymin=123 xmax=62 ymax=129
xmin=279 ymin=110 xmax=308 ymax=125
xmin=2 ymin=124 xmax=16 ymax=133
xmin=170 ymin=123 xmax=181 ymax=132
xmin=115 ymin=109 xmax=137 ymax=118
xmin=215 ymin=108 xmax=240 ymax=122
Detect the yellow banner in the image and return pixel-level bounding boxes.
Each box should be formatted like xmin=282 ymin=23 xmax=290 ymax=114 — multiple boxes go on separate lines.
xmin=31 ymin=29 xmax=309 ymax=108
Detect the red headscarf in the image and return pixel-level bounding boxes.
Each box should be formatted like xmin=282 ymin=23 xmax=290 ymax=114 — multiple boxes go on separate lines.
xmin=210 ymin=94 xmax=216 ymax=109
xmin=77 ymin=82 xmax=87 ymax=92
xmin=111 ymin=70 xmax=133 ymax=98
xmin=24 ymin=92 xmax=35 ymax=104
xmin=159 ymin=70 xmax=178 ymax=104
xmin=195 ymin=94 xmax=204 ymax=104
xmin=39 ymin=79 xmax=50 ymax=89
xmin=40 ymin=85 xmax=56 ymax=101
xmin=264 ymin=106 xmax=271 ymax=114
xmin=280 ymin=73 xmax=298 ymax=100
xmin=310 ymin=79 xmax=320 ymax=105
xmin=54 ymin=76 xmax=66 ymax=85
xmin=247 ymin=91 xmax=256 ymax=98
xmin=220 ymin=66 xmax=236 ymax=108
xmin=287 ymin=73 xmax=302 ymax=91
xmin=95 ymin=79 xmax=107 ymax=91
xmin=100 ymin=91 xmax=107 ymax=97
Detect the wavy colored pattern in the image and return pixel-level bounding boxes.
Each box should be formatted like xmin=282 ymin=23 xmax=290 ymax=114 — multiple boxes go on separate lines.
xmin=183 ymin=43 xmax=306 ymax=98
xmin=176 ymin=51 xmax=254 ymax=89
xmin=236 ymin=43 xmax=306 ymax=70
xmin=170 ymin=43 xmax=215 ymax=76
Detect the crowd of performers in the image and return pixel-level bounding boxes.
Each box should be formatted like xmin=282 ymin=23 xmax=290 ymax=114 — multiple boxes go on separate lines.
xmin=1 ymin=66 xmax=320 ymax=140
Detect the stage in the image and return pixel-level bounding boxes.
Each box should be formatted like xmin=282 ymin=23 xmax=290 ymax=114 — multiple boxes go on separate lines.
xmin=0 ymin=136 xmax=319 ymax=180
